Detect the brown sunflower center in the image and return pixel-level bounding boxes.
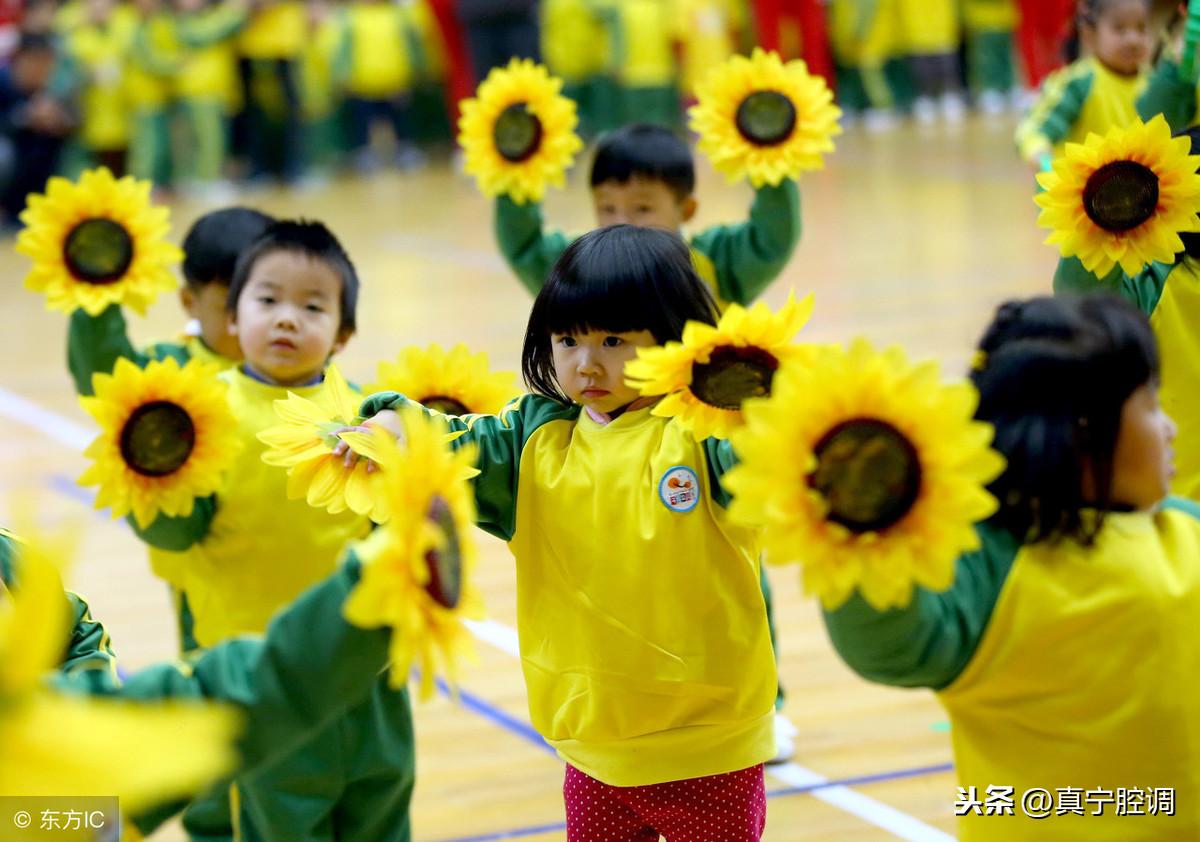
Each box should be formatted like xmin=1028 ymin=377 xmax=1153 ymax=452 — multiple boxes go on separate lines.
xmin=1082 ymin=160 xmax=1159 ymax=233
xmin=691 ymin=345 xmax=779 ymax=410
xmin=494 ymin=103 xmax=543 ymax=163
xmin=735 ymin=90 xmax=797 ymax=147
xmin=810 ymin=419 xmax=922 ymax=533
xmin=423 ymin=496 xmax=463 ymax=610
xmin=422 ymin=396 xmax=471 ymax=416
xmin=119 ymin=401 xmax=196 ymax=478
xmin=63 ymin=218 xmax=135 ymax=285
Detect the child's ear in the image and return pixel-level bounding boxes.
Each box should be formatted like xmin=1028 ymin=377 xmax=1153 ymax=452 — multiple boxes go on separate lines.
xmin=681 ymin=196 xmax=698 ymax=223
xmin=180 ymin=286 xmax=198 ymax=318
xmin=332 ymin=328 xmax=354 ymax=356
xmin=226 ymin=312 xmax=238 ymax=336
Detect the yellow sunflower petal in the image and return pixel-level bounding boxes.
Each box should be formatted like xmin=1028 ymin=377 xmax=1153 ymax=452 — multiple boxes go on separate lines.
xmin=366 ymin=344 xmax=521 ymax=417
xmin=1035 ymin=115 xmax=1200 ymax=276
xmin=689 ymin=49 xmax=842 ymax=187
xmin=726 ymin=338 xmax=1005 ymax=611
xmin=17 ymin=167 xmax=182 ymax=316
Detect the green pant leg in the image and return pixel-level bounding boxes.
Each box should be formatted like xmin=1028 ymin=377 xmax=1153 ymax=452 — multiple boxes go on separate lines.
xmin=588 ymin=75 xmax=622 ymax=134
xmin=411 ymin=84 xmax=452 ymax=147
xmin=760 ymin=562 xmax=785 ymax=710
xmin=620 ymin=84 xmax=681 ymax=129
xmin=834 ymin=64 xmax=870 ymax=113
xmin=968 ymin=30 xmax=1015 ymax=94
xmin=182 ymin=98 xmax=228 ymax=183
xmin=562 ymin=80 xmax=592 ymax=139
xmin=129 ymin=109 xmax=172 ymax=185
xmin=303 ymin=113 xmax=340 ymax=170
xmin=330 ymin=681 xmax=415 ymax=842
xmin=883 ymin=56 xmax=916 ymax=112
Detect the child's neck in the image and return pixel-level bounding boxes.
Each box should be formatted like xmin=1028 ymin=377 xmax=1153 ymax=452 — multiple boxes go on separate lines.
xmin=584 ymin=396 xmax=659 ymax=426
xmin=242 ymin=363 xmax=325 ymax=388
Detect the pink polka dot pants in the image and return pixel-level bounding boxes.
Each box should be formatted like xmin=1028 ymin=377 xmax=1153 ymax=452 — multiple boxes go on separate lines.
xmin=563 ymin=764 xmax=766 ymax=841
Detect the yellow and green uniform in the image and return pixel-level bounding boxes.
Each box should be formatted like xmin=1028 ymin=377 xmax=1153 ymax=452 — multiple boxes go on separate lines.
xmin=541 ymin=0 xmax=614 ymax=135
xmin=65 ymin=5 xmax=139 ymax=154
xmin=132 ymin=372 xmax=412 ymax=842
xmin=962 ymin=0 xmax=1017 ymax=95
xmin=361 ymin=392 xmax=778 ymax=786
xmin=674 ymin=0 xmax=742 ymax=98
xmin=830 ymin=0 xmax=904 ymax=111
xmin=1136 ymin=57 xmax=1200 ymax=130
xmin=341 ymin=1 xmax=421 ymax=100
xmin=238 ymin=0 xmax=306 ymax=60
xmin=174 ymin=0 xmax=246 ymax=182
xmin=895 ymin=0 xmax=958 ymax=55
xmin=68 ymin=303 xmax=237 ymax=654
xmin=1016 ymin=57 xmax=1146 ymax=161
xmin=600 ymin=0 xmax=680 ymax=126
xmin=299 ymin=8 xmax=347 ymax=165
xmin=824 ymin=500 xmax=1200 ymax=841
xmin=1055 ymin=256 xmax=1200 ymax=501
xmin=126 ymin=9 xmax=180 ymax=185
xmin=494 ymin=180 xmax=802 ymax=307
xmin=1 ymin=531 xmax=414 ymax=842
xmin=238 ymin=0 xmax=307 ymax=179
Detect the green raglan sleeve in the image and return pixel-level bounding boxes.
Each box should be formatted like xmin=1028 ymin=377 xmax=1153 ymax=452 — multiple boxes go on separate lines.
xmin=175 ymin=2 xmax=247 ymax=48
xmin=1137 ymin=58 xmax=1198 ymax=130
xmin=821 ymin=524 xmax=1020 ymax=690
xmin=129 ymin=497 xmax=217 ymax=552
xmin=1052 ymin=255 xmax=1171 ymax=317
xmin=53 ymin=556 xmax=391 ymax=774
xmin=59 ymin=592 xmax=121 ymax=693
xmin=359 ymin=392 xmax=576 ymax=541
xmin=0 ymin=529 xmax=15 ymax=586
xmin=67 ymin=305 xmax=153 ymax=396
xmin=689 ymin=180 xmax=802 ymax=305
xmin=703 ymin=437 xmax=737 ymax=508
xmin=1015 ymin=68 xmax=1094 ymax=161
xmin=494 ymin=196 xmax=573 ymax=296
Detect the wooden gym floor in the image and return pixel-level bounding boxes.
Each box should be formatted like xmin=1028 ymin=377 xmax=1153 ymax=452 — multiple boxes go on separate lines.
xmin=0 ymin=114 xmax=1053 ymax=841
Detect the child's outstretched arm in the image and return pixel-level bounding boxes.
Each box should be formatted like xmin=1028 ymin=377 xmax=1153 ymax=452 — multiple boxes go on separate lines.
xmin=822 ymin=524 xmax=1020 ymax=690
xmin=689 ymin=180 xmax=801 ymax=306
xmin=1015 ymin=67 xmax=1094 ymax=165
xmin=67 ymin=305 xmax=155 ymax=396
xmin=52 ymin=555 xmax=390 ymax=777
xmin=59 ymin=592 xmax=121 ymax=692
xmin=1137 ymin=57 xmax=1198 ymax=131
xmin=494 ymin=195 xmax=573 ymax=296
xmin=130 ymin=497 xmax=217 ymax=552
xmin=1052 ymin=255 xmax=1171 ymax=316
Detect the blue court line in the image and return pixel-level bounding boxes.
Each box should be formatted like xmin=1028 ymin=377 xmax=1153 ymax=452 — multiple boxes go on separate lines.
xmin=46 ymin=474 xmax=955 ymax=838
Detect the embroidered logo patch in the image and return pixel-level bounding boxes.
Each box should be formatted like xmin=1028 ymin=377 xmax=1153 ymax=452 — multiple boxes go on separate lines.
xmin=659 ymin=466 xmax=699 ymax=513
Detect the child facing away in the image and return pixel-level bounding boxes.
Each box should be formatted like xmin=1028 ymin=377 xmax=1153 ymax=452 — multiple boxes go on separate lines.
xmin=349 ymin=226 xmax=778 ymax=841
xmin=496 ymin=122 xmax=801 ymax=309
xmin=130 ymin=220 xmax=412 ymax=842
xmin=1015 ymin=0 xmax=1153 ymax=167
xmin=1054 ymin=127 xmax=1200 ymax=501
xmin=822 ymin=294 xmax=1200 ymax=840
xmin=67 ymin=205 xmax=274 ymax=653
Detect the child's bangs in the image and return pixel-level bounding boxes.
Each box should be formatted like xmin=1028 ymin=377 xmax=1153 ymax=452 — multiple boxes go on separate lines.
xmin=539 ymin=264 xmax=662 ymax=338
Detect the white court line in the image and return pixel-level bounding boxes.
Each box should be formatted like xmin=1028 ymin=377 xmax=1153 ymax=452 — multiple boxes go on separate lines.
xmin=0 ymin=383 xmax=956 ymax=841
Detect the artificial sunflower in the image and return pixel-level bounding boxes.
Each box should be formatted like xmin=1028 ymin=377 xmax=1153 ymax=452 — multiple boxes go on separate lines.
xmin=1036 ymin=114 xmax=1200 ymax=276
xmin=689 ymin=48 xmax=841 ymax=188
xmin=258 ymin=365 xmax=389 ymax=523
xmin=366 ymin=343 xmax=521 ymax=417
xmin=341 ymin=413 xmax=484 ymax=700
xmin=458 ymin=58 xmax=584 ymax=204
xmin=0 ymin=525 xmax=239 ymax=810
xmin=17 ymin=167 xmax=182 ymax=316
xmin=725 ymin=339 xmax=1005 ymax=611
xmin=625 ymin=293 xmax=815 ymax=440
xmin=78 ymin=357 xmax=241 ymax=529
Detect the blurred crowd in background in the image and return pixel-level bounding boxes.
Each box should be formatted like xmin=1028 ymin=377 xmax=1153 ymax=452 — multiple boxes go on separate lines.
xmin=0 ymin=0 xmax=1131 ymax=225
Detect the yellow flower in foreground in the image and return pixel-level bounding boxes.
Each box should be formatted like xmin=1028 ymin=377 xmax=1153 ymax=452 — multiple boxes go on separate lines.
xmin=725 ymin=339 xmax=1005 ymax=611
xmin=367 ymin=344 xmax=521 ymax=417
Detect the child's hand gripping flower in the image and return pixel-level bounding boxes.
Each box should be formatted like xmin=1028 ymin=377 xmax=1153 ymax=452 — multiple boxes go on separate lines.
xmin=17 ymin=167 xmax=183 ymax=315
xmin=338 ymin=413 xmax=484 ymax=700
xmin=724 ymin=338 xmax=1006 ymax=610
xmin=624 ymin=292 xmax=816 ymax=440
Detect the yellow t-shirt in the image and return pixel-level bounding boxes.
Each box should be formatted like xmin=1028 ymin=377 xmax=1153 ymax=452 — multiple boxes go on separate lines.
xmin=610 ymin=0 xmax=676 ymax=88
xmin=450 ymin=396 xmax=777 ymax=786
xmin=345 ymin=2 xmax=413 ymax=98
xmin=542 ymin=0 xmax=607 ymax=82
xmin=125 ymin=13 xmax=179 ymax=111
xmin=1017 ymin=57 xmax=1146 ymax=159
xmin=940 ymin=508 xmax=1200 ymax=840
xmin=180 ymin=368 xmax=370 ymax=647
xmin=68 ymin=8 xmax=138 ymax=150
xmin=1152 ymin=262 xmax=1200 ymax=500
xmin=238 ymin=0 xmax=306 ymax=59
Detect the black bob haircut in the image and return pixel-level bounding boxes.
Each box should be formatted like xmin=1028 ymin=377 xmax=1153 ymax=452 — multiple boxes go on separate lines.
xmin=181 ymin=206 xmax=275 ymax=289
xmin=226 ymin=219 xmax=359 ymax=334
xmin=589 ymin=124 xmax=695 ymax=201
xmin=971 ymin=294 xmax=1159 ymax=545
xmin=522 ymin=225 xmax=719 ymax=403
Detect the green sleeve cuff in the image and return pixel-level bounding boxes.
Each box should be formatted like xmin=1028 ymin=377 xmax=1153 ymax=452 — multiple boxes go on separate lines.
xmin=1137 ymin=59 xmax=1198 ymax=129
xmin=67 ymin=304 xmax=147 ymax=396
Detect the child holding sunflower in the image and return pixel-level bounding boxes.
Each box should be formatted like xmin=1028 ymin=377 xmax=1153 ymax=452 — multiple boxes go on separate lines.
xmin=349 ymin=226 xmax=779 ymax=840
xmin=122 ymin=220 xmax=413 ymax=842
xmin=64 ymin=203 xmax=274 ymax=654
xmin=817 ymin=294 xmax=1199 ymax=840
xmin=1015 ymin=0 xmax=1153 ymax=167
